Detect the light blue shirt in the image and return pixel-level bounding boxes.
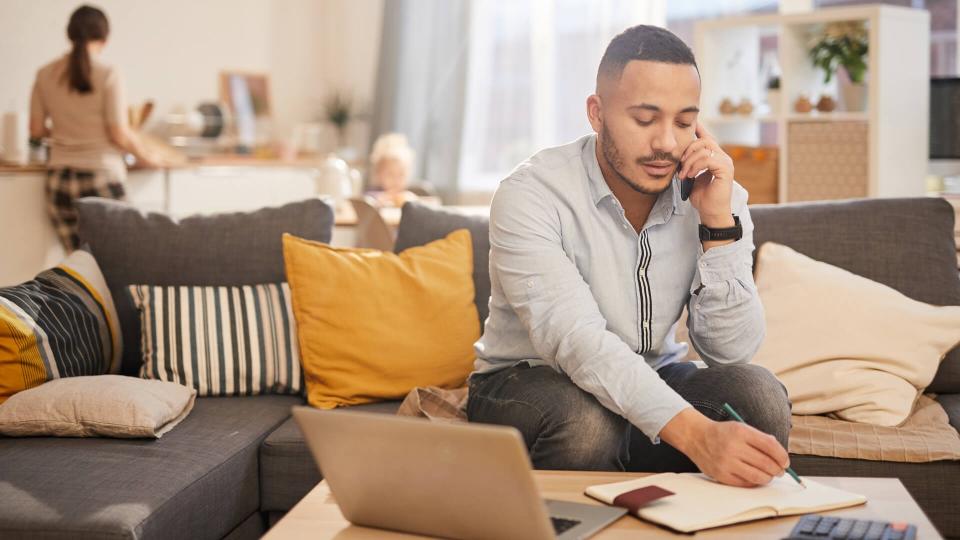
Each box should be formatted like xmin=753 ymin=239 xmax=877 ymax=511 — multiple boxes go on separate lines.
xmin=473 ymin=134 xmax=765 ymax=441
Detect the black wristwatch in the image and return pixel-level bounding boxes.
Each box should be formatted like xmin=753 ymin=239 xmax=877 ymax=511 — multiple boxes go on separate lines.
xmin=699 ymin=215 xmax=742 ymax=242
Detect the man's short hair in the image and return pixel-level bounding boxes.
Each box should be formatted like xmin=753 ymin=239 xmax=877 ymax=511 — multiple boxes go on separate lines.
xmin=598 ymin=25 xmax=698 ymax=83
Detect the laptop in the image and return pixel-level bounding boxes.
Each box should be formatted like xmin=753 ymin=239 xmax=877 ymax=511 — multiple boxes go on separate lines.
xmin=292 ymin=406 xmax=626 ymax=540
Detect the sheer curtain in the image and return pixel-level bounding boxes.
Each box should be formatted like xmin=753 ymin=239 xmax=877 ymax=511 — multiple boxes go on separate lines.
xmin=457 ymin=0 xmax=667 ymax=194
xmin=370 ymin=0 xmax=471 ymax=198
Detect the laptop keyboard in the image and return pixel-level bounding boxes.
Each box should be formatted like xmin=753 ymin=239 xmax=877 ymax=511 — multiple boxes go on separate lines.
xmin=551 ymin=516 xmax=582 ymax=535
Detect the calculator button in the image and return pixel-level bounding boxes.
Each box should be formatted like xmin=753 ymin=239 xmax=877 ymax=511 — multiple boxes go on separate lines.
xmin=865 ymin=521 xmax=887 ymax=540
xmin=832 ymin=518 xmax=855 ymax=539
xmin=798 ymin=515 xmax=821 ymax=534
xmin=815 ymin=517 xmax=839 ymax=536
xmin=848 ymin=520 xmax=869 ymax=540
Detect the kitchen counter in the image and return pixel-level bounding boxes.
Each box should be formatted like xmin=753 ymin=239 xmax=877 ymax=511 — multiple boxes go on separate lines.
xmin=0 ymin=161 xmax=360 ymax=286
xmin=0 ymin=155 xmax=338 ymax=174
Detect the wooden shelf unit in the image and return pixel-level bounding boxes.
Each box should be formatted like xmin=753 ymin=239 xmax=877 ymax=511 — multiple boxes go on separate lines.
xmin=694 ymin=5 xmax=930 ymax=203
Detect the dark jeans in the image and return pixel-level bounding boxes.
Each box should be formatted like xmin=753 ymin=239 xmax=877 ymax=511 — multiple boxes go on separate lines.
xmin=466 ymin=361 xmax=792 ymax=472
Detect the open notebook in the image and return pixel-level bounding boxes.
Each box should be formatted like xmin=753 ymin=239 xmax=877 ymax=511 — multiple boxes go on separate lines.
xmin=584 ymin=473 xmax=867 ymax=533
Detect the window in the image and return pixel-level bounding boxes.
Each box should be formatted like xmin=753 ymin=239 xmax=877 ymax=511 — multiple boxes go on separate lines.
xmin=458 ymin=0 xmax=666 ymax=192
xmin=455 ymin=0 xmax=955 ymax=193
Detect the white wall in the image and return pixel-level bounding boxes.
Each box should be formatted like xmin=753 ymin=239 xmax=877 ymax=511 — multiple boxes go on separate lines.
xmin=0 ymin=0 xmax=383 ymax=146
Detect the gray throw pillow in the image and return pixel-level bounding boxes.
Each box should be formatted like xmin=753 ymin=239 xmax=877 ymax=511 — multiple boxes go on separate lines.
xmin=394 ymin=202 xmax=491 ymax=329
xmin=750 ymin=197 xmax=960 ymax=393
xmin=77 ymin=198 xmax=334 ymax=376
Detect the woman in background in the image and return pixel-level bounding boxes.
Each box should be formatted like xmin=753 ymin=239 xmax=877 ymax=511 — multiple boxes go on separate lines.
xmin=30 ymin=4 xmax=159 ymax=251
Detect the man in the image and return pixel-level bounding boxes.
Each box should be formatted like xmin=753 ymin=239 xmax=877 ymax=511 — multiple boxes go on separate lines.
xmin=467 ymin=25 xmax=792 ymax=488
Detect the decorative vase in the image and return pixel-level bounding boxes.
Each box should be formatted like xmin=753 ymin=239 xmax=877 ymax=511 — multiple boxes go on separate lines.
xmin=841 ymin=82 xmax=867 ymax=112
xmin=719 ymin=98 xmax=736 ymax=115
xmin=816 ymin=95 xmax=837 ymax=113
xmin=314 ymin=154 xmax=354 ymax=210
xmin=766 ymin=89 xmax=781 ymax=115
xmin=794 ymin=95 xmax=813 ymax=113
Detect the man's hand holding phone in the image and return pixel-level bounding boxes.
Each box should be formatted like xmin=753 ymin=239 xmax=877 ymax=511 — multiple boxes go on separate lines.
xmin=678 ymin=123 xmax=736 ymax=229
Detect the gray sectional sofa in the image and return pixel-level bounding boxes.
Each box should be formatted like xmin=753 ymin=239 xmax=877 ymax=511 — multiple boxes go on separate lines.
xmin=1 ymin=196 xmax=958 ymax=539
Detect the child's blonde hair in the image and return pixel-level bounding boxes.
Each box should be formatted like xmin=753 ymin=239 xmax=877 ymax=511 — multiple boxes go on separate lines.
xmin=370 ymin=133 xmax=415 ymax=170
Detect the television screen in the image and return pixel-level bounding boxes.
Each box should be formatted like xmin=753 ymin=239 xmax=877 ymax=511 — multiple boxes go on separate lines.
xmin=931 ymin=78 xmax=960 ymax=159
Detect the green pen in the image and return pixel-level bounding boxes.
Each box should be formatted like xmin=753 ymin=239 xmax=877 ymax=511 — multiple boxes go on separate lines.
xmin=722 ymin=402 xmax=806 ymax=489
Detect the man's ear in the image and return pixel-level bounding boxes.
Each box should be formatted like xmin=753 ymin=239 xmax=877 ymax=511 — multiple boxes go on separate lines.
xmin=586 ymin=94 xmax=603 ymax=133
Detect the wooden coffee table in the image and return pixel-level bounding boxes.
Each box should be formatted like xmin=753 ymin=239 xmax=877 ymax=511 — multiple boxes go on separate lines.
xmin=263 ymin=471 xmax=943 ymax=539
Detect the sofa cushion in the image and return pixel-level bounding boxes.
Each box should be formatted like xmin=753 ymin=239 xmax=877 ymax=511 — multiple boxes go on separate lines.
xmin=753 ymin=242 xmax=960 ymax=425
xmin=0 ymin=250 xmax=122 ymax=403
xmin=0 ymin=395 xmax=300 ymax=540
xmin=395 ymin=202 xmax=491 ymax=328
xmin=284 ymin=231 xmax=478 ymax=409
xmin=750 ymin=197 xmax=960 ymax=393
xmin=129 ymin=283 xmax=302 ymax=397
xmin=0 ymin=375 xmax=196 ymax=439
xmin=76 ymin=198 xmax=334 ymax=376
xmin=259 ymin=400 xmax=401 ymax=512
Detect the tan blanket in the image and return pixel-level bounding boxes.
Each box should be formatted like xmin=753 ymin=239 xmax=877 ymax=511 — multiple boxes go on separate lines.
xmin=398 ymin=387 xmax=960 ymax=463
xmin=789 ymin=394 xmax=960 ymax=462
xmin=397 ymin=386 xmax=468 ymax=422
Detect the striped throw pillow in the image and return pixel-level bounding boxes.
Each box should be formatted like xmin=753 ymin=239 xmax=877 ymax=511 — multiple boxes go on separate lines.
xmin=0 ymin=250 xmax=122 ymax=403
xmin=129 ymin=283 xmax=302 ymax=396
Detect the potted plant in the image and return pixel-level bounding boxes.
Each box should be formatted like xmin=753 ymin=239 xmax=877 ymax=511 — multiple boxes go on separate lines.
xmin=808 ymin=21 xmax=869 ymax=111
xmin=767 ymin=76 xmax=781 ymax=116
xmin=324 ymin=92 xmax=353 ymax=151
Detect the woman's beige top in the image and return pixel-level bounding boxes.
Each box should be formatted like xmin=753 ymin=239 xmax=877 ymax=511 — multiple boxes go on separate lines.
xmin=30 ymin=55 xmax=127 ymax=180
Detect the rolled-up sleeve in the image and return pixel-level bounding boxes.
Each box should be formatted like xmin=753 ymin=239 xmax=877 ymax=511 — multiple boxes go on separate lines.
xmin=686 ymin=189 xmax=765 ymax=366
xmin=489 ymin=176 xmax=691 ymax=441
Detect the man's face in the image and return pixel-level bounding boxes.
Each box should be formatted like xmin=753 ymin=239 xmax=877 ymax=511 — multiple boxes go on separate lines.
xmin=591 ymin=60 xmax=701 ymax=195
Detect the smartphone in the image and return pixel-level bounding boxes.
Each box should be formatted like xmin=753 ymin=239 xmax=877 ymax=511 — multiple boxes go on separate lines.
xmin=680 ymin=172 xmax=695 ymax=201
xmin=678 ymin=132 xmax=698 ymax=201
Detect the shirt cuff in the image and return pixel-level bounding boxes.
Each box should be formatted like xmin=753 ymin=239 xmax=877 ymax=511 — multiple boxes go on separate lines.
xmin=632 ymin=392 xmax=692 ymax=444
xmin=696 ymin=238 xmax=753 ymax=286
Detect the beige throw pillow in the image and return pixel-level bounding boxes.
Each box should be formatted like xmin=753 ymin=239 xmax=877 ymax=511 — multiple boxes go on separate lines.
xmin=0 ymin=375 xmax=196 ymax=438
xmin=752 ymin=242 xmax=960 ymax=426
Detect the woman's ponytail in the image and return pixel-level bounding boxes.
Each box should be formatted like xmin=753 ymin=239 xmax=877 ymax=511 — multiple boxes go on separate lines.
xmin=65 ymin=5 xmax=109 ymax=94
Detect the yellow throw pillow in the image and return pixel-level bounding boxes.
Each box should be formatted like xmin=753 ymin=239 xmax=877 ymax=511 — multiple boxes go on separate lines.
xmin=283 ymin=229 xmax=480 ymax=409
xmin=752 ymin=242 xmax=960 ymax=426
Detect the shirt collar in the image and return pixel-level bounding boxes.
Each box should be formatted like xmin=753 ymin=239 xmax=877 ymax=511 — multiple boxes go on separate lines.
xmin=581 ymin=134 xmax=688 ymax=218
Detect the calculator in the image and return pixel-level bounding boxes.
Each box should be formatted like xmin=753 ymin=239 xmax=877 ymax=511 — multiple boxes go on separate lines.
xmin=784 ymin=514 xmax=917 ymax=540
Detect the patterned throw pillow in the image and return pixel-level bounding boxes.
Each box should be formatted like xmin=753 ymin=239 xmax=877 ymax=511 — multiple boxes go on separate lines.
xmin=129 ymin=283 xmax=302 ymax=396
xmin=0 ymin=250 xmax=122 ymax=403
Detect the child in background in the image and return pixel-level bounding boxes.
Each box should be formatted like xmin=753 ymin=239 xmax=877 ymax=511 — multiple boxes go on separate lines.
xmin=367 ymin=133 xmax=419 ymax=207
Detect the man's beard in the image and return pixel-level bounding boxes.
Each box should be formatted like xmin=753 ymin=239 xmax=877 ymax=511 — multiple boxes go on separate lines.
xmin=600 ymin=124 xmax=677 ymax=196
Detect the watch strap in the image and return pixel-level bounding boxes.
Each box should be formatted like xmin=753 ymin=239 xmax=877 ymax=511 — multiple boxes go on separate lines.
xmin=699 ymin=215 xmax=742 ymax=241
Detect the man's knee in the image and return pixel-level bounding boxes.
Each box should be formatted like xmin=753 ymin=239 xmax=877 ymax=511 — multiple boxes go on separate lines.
xmin=682 ymin=363 xmax=791 ymax=447
xmin=467 ymin=366 xmax=628 ymax=470
xmin=536 ymin=386 xmax=628 ymax=470
xmin=722 ymin=364 xmax=792 ymax=448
